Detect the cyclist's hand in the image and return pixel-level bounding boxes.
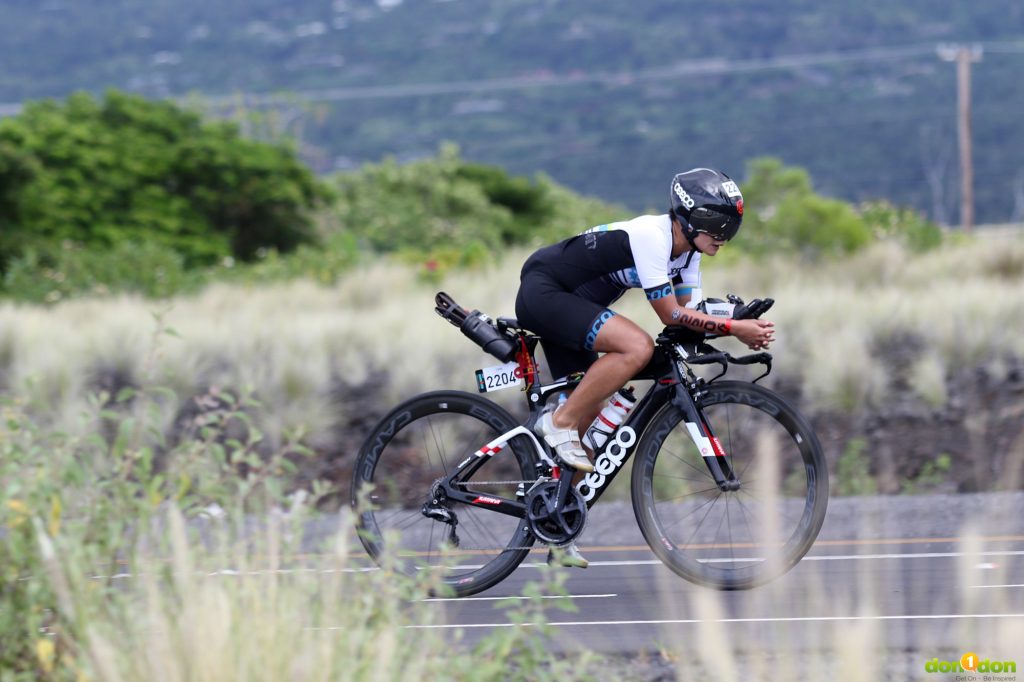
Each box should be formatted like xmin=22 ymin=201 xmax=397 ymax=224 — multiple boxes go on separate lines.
xmin=731 ymin=318 xmax=775 ymax=350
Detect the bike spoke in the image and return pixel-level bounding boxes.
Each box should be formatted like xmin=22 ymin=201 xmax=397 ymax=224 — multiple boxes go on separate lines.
xmin=660 ymin=444 xmax=713 ymax=478
xmin=653 ymin=494 xmax=721 ymax=535
xmin=383 ymin=509 xmax=429 ymax=533
xmin=653 ymin=484 xmax=725 ymax=503
xmin=679 ymin=492 xmax=723 ymax=549
xmin=425 ymin=416 xmax=451 ymax=474
xmin=427 ymin=521 xmax=437 ymax=565
xmin=461 ymin=506 xmax=508 ymax=550
xmin=736 ymin=488 xmax=800 ymax=540
xmin=732 ymin=493 xmax=759 ymax=548
xmin=725 ymin=494 xmax=736 ymax=565
xmin=651 ymin=472 xmax=716 ymax=484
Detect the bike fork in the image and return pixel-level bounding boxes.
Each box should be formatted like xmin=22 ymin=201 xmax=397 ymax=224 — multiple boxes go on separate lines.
xmin=671 ymin=386 xmax=739 ymax=491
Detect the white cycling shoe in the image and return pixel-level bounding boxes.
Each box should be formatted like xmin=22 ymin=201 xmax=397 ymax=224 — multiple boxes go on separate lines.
xmin=547 ymin=542 xmax=590 ymax=569
xmin=535 ymin=410 xmax=594 ymax=472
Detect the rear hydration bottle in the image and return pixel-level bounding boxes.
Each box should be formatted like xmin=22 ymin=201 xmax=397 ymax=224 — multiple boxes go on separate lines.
xmin=435 ymin=291 xmax=517 ymax=362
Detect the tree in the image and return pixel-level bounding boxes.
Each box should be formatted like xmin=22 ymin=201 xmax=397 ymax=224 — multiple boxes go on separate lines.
xmin=331 ymin=143 xmax=622 ymax=256
xmin=0 ymin=90 xmax=332 ymax=272
xmin=735 ymin=157 xmax=871 ymax=258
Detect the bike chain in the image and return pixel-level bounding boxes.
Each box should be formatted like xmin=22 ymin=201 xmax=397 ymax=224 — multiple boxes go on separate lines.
xmin=453 ymin=480 xmax=535 ymax=487
xmin=446 ymin=479 xmax=559 ymax=551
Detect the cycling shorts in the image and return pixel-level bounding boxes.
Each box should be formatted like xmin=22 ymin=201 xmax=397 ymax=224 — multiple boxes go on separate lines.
xmin=515 ymin=268 xmax=620 ymax=380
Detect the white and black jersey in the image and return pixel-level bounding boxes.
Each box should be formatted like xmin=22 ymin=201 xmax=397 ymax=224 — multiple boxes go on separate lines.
xmin=515 ymin=214 xmax=702 ymax=378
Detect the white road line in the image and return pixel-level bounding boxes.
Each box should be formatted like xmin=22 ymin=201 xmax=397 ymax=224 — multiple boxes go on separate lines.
xmin=421 ymin=593 xmax=617 ymax=603
xmin=510 ymin=550 xmax=1024 ymax=569
xmin=84 ymin=549 xmax=1024 ymax=580
xmin=405 ymin=613 xmax=1024 ymax=630
xmin=971 ymin=584 xmax=1024 ymax=589
xmin=803 ymin=550 xmax=1024 ymax=561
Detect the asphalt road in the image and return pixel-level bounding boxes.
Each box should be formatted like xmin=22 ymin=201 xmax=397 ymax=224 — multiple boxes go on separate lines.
xmin=396 ymin=493 xmax=1024 ymax=664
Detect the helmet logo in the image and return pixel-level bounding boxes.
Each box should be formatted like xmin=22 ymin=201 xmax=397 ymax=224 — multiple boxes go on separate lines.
xmin=673 ymin=182 xmax=695 ymax=209
xmin=736 ymin=198 xmax=744 ymax=215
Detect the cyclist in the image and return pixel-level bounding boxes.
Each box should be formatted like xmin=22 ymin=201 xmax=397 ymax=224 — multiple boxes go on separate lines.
xmin=516 ymin=167 xmax=775 ymax=478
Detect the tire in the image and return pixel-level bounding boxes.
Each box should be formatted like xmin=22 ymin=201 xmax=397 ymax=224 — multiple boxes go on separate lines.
xmin=631 ymin=381 xmax=828 ymax=589
xmin=352 ymin=390 xmax=538 ymax=596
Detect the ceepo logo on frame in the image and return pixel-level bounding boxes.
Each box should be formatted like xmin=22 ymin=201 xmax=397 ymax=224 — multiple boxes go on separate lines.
xmin=924 ymin=651 xmax=1017 ymax=679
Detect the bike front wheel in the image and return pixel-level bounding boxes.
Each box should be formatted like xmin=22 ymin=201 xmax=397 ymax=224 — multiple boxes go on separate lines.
xmin=352 ymin=391 xmax=539 ymax=596
xmin=631 ymin=381 xmax=828 ymax=589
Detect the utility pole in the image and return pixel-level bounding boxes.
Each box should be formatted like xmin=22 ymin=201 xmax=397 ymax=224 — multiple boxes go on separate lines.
xmin=937 ymin=43 xmax=983 ymax=233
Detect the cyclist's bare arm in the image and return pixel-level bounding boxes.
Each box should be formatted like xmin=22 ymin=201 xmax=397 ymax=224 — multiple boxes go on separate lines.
xmin=648 ymin=296 xmax=775 ymax=350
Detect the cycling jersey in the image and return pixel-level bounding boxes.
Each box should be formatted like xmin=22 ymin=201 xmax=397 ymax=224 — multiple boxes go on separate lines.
xmin=523 ymin=214 xmax=702 ymax=302
xmin=515 ymin=214 xmax=702 ymax=379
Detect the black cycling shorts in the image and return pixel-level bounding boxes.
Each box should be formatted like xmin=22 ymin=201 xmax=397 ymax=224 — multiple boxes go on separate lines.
xmin=515 ymin=268 xmax=618 ymax=380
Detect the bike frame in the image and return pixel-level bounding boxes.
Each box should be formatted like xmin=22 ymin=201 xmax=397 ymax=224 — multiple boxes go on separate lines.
xmin=435 ymin=336 xmax=743 ymax=518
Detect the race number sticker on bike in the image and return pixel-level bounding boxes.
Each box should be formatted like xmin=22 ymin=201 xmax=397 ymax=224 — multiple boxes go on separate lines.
xmin=475 ymin=361 xmax=524 ymax=393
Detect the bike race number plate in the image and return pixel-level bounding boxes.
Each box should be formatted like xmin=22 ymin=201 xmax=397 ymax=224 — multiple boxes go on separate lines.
xmin=475 ymin=361 xmax=524 ymax=393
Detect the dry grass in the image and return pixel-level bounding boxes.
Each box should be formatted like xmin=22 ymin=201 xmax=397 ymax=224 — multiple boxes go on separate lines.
xmin=1 ymin=233 xmax=1022 ymax=448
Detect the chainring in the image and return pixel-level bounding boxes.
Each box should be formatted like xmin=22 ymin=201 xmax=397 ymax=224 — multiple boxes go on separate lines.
xmin=524 ymin=480 xmax=587 ymax=546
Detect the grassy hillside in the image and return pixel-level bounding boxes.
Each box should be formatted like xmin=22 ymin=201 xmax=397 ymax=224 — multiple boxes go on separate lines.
xmin=1 ymin=231 xmax=1022 ymax=496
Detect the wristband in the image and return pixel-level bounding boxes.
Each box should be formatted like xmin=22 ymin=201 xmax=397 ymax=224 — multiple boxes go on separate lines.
xmin=723 ymin=318 xmax=733 ymax=334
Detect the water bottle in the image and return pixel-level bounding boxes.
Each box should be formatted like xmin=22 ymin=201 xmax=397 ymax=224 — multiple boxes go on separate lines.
xmin=582 ymin=387 xmax=636 ymax=451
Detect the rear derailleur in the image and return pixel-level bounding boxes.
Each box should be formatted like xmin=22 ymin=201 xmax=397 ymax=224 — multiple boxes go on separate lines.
xmin=421 ymin=483 xmax=460 ymax=547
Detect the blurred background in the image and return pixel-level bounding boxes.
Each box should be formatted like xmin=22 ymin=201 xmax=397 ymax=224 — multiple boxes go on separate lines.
xmin=1 ymin=0 xmax=1023 ymax=499
xmin=2 ymin=2 xmax=1023 ymax=679
xmin=3 ymin=0 xmax=1024 ymax=224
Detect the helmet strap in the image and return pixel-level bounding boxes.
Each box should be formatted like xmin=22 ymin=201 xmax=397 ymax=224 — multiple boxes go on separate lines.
xmin=672 ymin=213 xmax=703 ymax=254
xmin=681 ymin=220 xmax=703 ymax=254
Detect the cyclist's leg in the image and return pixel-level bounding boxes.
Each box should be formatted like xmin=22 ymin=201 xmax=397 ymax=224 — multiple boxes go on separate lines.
xmin=516 ymin=272 xmax=652 ymax=432
xmin=554 ymin=315 xmax=653 ymax=433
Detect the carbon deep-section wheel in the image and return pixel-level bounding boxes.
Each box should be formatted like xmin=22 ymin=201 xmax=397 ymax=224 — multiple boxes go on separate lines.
xmin=352 ymin=390 xmax=539 ymax=596
xmin=631 ymin=381 xmax=828 ymax=589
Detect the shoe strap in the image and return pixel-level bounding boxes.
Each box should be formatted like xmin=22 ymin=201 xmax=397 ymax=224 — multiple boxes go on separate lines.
xmin=542 ymin=414 xmax=582 ymax=448
xmin=545 ymin=429 xmax=581 ymax=448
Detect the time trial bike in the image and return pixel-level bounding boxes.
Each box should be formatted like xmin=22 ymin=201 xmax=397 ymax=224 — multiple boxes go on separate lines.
xmin=352 ymin=292 xmax=828 ymax=597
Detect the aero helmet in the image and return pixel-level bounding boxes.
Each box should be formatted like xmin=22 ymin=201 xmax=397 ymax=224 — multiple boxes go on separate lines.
xmin=669 ymin=168 xmax=744 ymax=246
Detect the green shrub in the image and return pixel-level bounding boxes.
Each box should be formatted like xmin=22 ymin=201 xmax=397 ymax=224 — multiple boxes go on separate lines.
xmin=901 ymin=453 xmax=953 ymax=494
xmin=734 ymin=157 xmax=873 ymax=258
xmin=860 ymin=200 xmax=944 ymax=252
xmin=2 ymin=240 xmax=192 ymax=303
xmin=332 ymin=143 xmax=625 ymax=257
xmin=0 ymin=90 xmax=332 ymax=271
xmin=835 ymin=437 xmax=878 ymax=496
xmin=211 ymin=231 xmax=361 ymax=288
xmin=733 ymin=157 xmax=939 ymax=259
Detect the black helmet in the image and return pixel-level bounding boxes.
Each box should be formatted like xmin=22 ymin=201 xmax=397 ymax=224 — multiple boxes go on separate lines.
xmin=669 ymin=168 xmax=744 ymax=243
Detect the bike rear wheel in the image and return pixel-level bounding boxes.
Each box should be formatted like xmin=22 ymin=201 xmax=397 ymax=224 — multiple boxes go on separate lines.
xmin=352 ymin=391 xmax=538 ymax=596
xmin=631 ymin=381 xmax=828 ymax=589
